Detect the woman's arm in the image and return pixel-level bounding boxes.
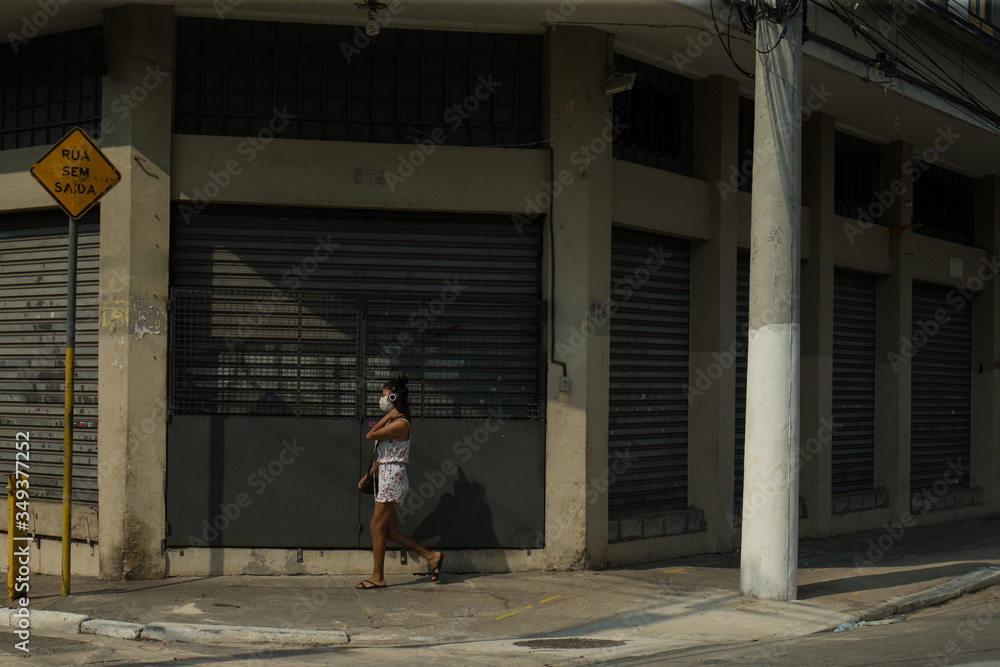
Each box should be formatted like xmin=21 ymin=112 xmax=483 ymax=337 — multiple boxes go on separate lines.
xmin=365 ymin=411 xmax=393 ymax=441
xmin=366 ymin=409 xmax=408 ymax=441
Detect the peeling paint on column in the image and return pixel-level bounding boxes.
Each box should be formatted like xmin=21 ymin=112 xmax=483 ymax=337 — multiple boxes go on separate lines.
xmin=101 ymin=296 xmax=166 ymax=338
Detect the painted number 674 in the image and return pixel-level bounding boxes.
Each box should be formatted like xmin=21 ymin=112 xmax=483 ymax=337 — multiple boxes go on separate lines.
xmin=353 ymin=169 xmax=386 ymax=185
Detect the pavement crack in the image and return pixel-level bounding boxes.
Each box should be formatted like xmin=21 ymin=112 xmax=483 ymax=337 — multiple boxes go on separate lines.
xmin=355 ymin=595 xmax=377 ymax=628
xmin=469 ymin=578 xmax=513 ymax=606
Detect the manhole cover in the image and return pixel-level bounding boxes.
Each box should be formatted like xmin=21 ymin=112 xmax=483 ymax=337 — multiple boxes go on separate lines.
xmin=513 ymin=638 xmax=627 ymax=649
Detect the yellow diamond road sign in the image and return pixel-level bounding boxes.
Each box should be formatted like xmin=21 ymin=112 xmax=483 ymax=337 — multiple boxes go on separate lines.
xmin=29 ymin=127 xmax=121 ymax=220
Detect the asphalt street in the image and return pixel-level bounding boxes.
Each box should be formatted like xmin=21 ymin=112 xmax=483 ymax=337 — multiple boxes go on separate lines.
xmin=2 ymin=585 xmax=999 ymax=666
xmin=607 ymin=585 xmax=1000 ymax=667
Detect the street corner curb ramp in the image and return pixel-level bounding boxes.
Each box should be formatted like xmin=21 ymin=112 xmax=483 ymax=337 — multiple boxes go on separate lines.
xmin=0 ymin=608 xmax=349 ymax=646
xmin=836 ymin=565 xmax=1000 ymax=631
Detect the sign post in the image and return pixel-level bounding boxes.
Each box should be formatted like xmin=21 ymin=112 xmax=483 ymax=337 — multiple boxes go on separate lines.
xmin=29 ymin=128 xmax=121 ymax=596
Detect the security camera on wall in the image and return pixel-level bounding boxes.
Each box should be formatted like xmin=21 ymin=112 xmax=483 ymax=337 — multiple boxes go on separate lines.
xmin=604 ymin=72 xmax=636 ymax=96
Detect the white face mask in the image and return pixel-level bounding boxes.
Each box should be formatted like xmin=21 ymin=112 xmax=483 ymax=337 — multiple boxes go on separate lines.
xmin=379 ymin=395 xmax=392 ymax=413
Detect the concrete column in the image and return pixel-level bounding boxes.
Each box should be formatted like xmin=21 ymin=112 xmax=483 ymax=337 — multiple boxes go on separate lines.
xmin=799 ymin=112 xmax=835 ymax=538
xmin=972 ymin=175 xmax=999 ymax=510
xmin=741 ymin=7 xmax=802 ymax=601
xmin=97 ymin=4 xmax=174 ymax=579
xmin=543 ymin=26 xmax=613 ymax=569
xmin=690 ymin=75 xmax=740 ymax=553
xmin=874 ymin=141 xmax=914 ymax=513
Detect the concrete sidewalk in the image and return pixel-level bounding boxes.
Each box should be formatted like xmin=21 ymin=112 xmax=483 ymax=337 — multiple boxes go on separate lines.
xmin=5 ymin=516 xmax=999 ymax=652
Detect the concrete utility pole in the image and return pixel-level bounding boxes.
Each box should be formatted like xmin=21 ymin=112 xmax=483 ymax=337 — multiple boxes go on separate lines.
xmin=741 ymin=1 xmax=803 ymax=601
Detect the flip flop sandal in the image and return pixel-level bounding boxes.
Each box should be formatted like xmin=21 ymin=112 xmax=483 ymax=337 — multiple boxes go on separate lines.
xmin=430 ymin=553 xmax=444 ymax=582
xmin=355 ymin=579 xmax=386 ymax=589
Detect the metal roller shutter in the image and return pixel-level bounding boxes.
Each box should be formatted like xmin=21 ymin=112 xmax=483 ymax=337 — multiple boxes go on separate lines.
xmin=0 ymin=209 xmax=99 ymax=506
xmin=832 ymin=269 xmax=877 ymax=494
xmin=608 ymin=228 xmax=690 ymax=516
xmin=911 ymin=283 xmax=972 ymax=493
xmin=734 ymin=250 xmax=749 ymax=506
xmin=167 ymin=204 xmax=545 ymax=548
xmin=171 ymin=205 xmax=540 ymax=296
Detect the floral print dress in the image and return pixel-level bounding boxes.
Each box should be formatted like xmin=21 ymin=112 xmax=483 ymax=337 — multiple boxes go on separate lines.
xmin=375 ymin=418 xmax=410 ymax=504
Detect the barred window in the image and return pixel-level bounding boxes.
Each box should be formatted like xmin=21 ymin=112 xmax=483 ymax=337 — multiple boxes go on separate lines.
xmin=737 ymin=96 xmax=754 ymax=193
xmin=174 ymin=18 xmax=543 ymax=147
xmin=0 ymin=29 xmax=103 ymax=151
xmin=912 ymin=162 xmax=975 ymax=246
xmin=612 ymin=53 xmax=694 ymax=176
xmin=834 ymin=132 xmax=881 ymax=220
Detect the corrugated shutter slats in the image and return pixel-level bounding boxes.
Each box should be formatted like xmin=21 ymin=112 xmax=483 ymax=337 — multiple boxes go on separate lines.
xmin=832 ymin=269 xmax=877 ymax=494
xmin=0 ymin=210 xmax=99 ymax=506
xmin=911 ymin=283 xmax=972 ymax=493
xmin=735 ymin=250 xmax=749 ymax=505
xmin=608 ymin=228 xmax=690 ymax=516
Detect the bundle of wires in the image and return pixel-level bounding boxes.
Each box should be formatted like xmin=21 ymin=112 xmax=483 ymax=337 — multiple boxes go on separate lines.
xmin=813 ymin=1 xmax=1000 ymax=131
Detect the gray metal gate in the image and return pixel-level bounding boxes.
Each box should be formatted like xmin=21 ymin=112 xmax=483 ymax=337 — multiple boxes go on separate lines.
xmin=167 ymin=205 xmax=545 ymax=549
xmin=734 ymin=250 xmax=749 ymax=507
xmin=608 ymin=227 xmax=690 ymax=516
xmin=910 ymin=282 xmax=972 ymax=493
xmin=0 ymin=209 xmax=99 ymax=506
xmin=832 ymin=269 xmax=877 ymax=494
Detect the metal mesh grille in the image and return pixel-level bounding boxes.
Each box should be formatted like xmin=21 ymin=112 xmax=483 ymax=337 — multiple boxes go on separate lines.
xmin=365 ymin=298 xmax=545 ymax=420
xmin=174 ymin=18 xmax=543 ymax=147
xmin=0 ymin=29 xmax=104 ymax=151
xmin=169 ymin=289 xmax=360 ymax=418
xmin=834 ymin=131 xmax=881 ymax=220
xmin=169 ymin=289 xmax=545 ymax=421
xmin=612 ymin=53 xmax=694 ymax=176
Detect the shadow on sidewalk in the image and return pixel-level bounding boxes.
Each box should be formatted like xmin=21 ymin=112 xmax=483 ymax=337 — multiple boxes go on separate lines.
xmin=23 ymin=575 xmax=222 ymax=605
xmin=797 ymin=561 xmax=995 ymax=599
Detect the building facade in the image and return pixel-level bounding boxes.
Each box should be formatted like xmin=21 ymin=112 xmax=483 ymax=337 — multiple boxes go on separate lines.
xmin=0 ymin=1 xmax=998 ymax=579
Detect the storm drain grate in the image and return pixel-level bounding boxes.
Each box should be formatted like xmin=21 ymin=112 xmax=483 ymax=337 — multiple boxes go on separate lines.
xmin=513 ymin=638 xmax=627 ymax=649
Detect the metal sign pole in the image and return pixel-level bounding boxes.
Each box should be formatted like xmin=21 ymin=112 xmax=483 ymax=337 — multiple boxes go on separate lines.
xmin=27 ymin=127 xmax=120 ymax=597
xmin=62 ymin=216 xmax=77 ymax=597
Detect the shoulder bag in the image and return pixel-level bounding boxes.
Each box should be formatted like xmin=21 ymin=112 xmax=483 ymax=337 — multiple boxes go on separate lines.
xmin=360 ymin=440 xmax=379 ymax=495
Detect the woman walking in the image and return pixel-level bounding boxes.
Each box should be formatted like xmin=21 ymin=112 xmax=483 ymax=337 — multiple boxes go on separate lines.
xmin=355 ymin=375 xmax=443 ymax=589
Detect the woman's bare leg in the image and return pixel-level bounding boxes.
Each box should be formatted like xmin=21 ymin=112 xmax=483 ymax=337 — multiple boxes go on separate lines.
xmin=365 ymin=502 xmax=395 ymax=586
xmin=383 ymin=503 xmax=441 ymax=569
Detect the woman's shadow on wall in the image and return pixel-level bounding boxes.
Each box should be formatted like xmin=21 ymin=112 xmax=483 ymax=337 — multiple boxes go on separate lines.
xmin=410 ymin=467 xmax=500 ymax=548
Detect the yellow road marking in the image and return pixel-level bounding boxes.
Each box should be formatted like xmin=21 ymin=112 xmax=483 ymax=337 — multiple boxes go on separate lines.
xmin=662 ymin=567 xmax=690 ymax=573
xmin=827 ymin=541 xmax=842 ymax=546
xmin=497 ymin=595 xmax=562 ymax=620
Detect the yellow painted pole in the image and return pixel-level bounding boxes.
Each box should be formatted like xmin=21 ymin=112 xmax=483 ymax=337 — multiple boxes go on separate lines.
xmin=62 ymin=346 xmax=74 ymax=597
xmin=62 ymin=216 xmax=77 ymax=597
xmin=7 ymin=475 xmax=14 ymax=602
